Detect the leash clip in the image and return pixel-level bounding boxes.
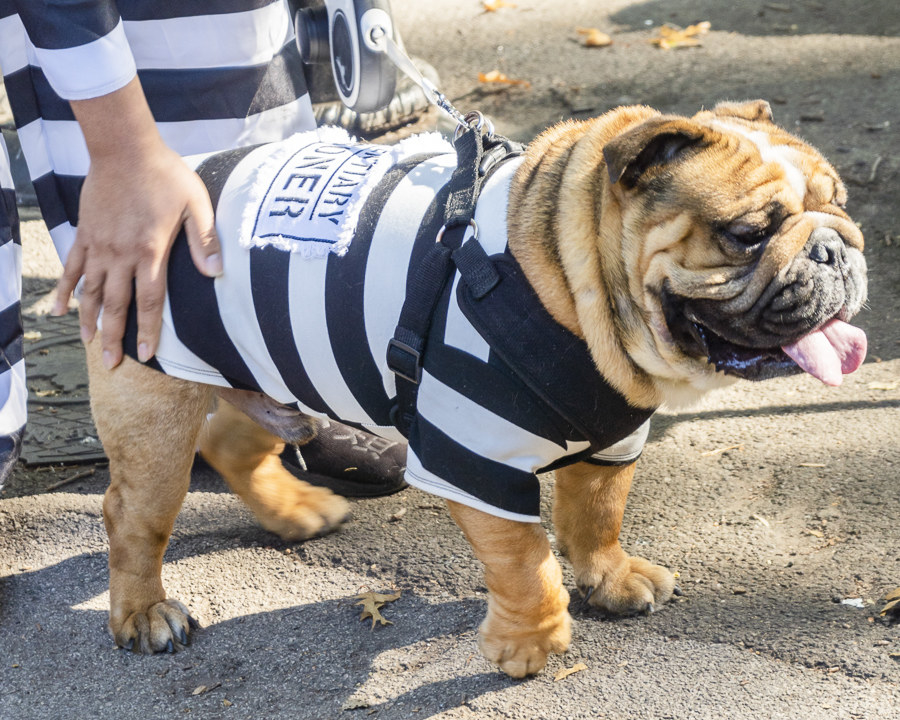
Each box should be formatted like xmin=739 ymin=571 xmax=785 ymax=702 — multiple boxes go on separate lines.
xmin=454 ymin=111 xmax=495 ymax=143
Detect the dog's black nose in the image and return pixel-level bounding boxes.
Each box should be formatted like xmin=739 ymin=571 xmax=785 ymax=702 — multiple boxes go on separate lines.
xmin=807 ymin=227 xmax=845 ymax=267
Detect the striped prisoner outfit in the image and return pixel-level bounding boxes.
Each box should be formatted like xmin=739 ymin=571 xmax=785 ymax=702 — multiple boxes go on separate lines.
xmin=128 ymin=129 xmax=652 ymax=522
xmin=0 ymin=0 xmax=318 ymax=490
xmin=0 ymin=138 xmax=23 ymax=488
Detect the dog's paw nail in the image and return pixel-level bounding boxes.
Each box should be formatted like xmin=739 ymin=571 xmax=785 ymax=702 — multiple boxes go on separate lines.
xmin=581 ymin=586 xmax=596 ymax=605
xmin=673 ymin=584 xmax=683 ymax=597
xmin=178 ymin=628 xmax=189 ymax=645
xmin=645 ymin=603 xmax=655 ymax=614
xmin=166 ymin=639 xmax=175 ymax=654
xmin=120 ymin=638 xmax=135 ymax=652
xmin=187 ymin=615 xmax=201 ymax=630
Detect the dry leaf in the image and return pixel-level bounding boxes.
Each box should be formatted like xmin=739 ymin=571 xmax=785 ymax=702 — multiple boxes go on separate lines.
xmin=554 ymin=662 xmax=588 ymax=681
xmin=881 ymin=588 xmax=900 ymax=620
xmin=650 ymin=21 xmax=711 ymax=50
xmin=482 ymin=0 xmax=516 ymax=11
xmin=355 ymin=590 xmax=401 ymax=629
xmin=805 ymin=528 xmax=825 ymax=538
xmin=478 ymin=70 xmax=531 ymax=88
xmin=23 ymin=331 xmax=41 ymax=341
xmin=577 ymin=27 xmax=613 ymax=47
xmin=868 ymin=381 xmax=899 ymax=391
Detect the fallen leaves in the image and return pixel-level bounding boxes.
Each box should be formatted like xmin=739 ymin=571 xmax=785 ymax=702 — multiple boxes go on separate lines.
xmin=880 ymin=587 xmax=900 ymax=621
xmin=650 ymin=21 xmax=711 ymax=50
xmin=191 ymin=682 xmax=221 ymax=696
xmin=482 ymin=0 xmax=516 ymax=11
xmin=576 ymin=28 xmax=613 ymax=48
xmin=355 ymin=590 xmax=401 ymax=629
xmin=554 ymin=662 xmax=588 ymax=681
xmin=478 ymin=70 xmax=531 ymax=88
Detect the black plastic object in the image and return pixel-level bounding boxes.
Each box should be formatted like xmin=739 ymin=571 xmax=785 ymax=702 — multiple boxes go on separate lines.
xmin=295 ymin=0 xmax=397 ymax=114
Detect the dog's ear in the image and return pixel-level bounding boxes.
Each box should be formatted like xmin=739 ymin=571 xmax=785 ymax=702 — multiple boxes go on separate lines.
xmin=711 ymin=99 xmax=775 ymax=124
xmin=603 ymin=117 xmax=706 ymax=187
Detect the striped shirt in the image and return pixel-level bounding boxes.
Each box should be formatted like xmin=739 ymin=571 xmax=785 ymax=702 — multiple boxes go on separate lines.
xmin=129 ymin=129 xmax=652 ymax=523
xmin=0 ymin=0 xmax=316 ymax=264
xmin=0 ymin=137 xmax=24 ymax=477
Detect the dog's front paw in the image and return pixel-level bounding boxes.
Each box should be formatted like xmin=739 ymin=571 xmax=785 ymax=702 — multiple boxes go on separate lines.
xmin=111 ymin=598 xmax=198 ymax=654
xmin=577 ymin=554 xmax=676 ymax=615
xmin=477 ymin=602 xmax=571 ymax=678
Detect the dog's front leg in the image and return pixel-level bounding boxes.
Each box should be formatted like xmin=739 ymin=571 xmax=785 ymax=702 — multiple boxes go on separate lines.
xmin=553 ymin=462 xmax=675 ymax=614
xmin=447 ymin=501 xmax=571 ymax=678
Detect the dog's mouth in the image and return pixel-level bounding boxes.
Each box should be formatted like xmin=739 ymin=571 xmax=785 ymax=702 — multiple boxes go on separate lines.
xmin=663 ymin=295 xmax=867 ymax=385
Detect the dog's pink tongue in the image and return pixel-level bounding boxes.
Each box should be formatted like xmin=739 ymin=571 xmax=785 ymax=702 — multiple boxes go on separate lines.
xmin=781 ymin=319 xmax=867 ymax=386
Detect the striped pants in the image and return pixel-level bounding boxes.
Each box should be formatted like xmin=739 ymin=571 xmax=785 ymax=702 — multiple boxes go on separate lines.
xmin=0 ymin=134 xmax=24 ymax=492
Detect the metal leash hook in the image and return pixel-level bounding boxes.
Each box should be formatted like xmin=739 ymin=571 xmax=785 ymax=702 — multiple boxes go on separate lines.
xmin=364 ymin=23 xmax=495 ymax=141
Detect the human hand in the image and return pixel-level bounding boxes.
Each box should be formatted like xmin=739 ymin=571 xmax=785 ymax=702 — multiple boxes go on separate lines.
xmin=53 ymin=79 xmax=222 ymax=370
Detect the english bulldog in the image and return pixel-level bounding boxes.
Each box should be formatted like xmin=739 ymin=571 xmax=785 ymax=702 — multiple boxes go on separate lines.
xmin=85 ymin=100 xmax=867 ymax=677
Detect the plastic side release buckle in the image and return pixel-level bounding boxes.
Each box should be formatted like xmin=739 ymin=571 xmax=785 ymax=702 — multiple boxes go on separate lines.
xmin=386 ymin=337 xmax=422 ymax=385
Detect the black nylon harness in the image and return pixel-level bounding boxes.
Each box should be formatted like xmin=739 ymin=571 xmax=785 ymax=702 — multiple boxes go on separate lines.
xmin=387 ymin=126 xmax=655 ymax=450
xmin=387 ymin=127 xmax=523 ymax=434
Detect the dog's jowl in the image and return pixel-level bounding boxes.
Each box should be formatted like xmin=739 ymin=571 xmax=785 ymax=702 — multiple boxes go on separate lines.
xmin=87 ymin=101 xmax=867 ymax=677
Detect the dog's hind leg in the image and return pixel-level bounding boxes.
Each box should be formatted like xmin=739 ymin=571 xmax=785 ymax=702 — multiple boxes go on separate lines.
xmin=553 ymin=462 xmax=676 ymax=614
xmin=446 ymin=501 xmax=571 ymax=678
xmin=198 ymin=400 xmax=349 ymax=541
xmin=87 ymin=340 xmax=212 ymax=653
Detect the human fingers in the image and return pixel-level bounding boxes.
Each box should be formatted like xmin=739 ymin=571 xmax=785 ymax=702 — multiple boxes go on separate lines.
xmin=98 ymin=268 xmax=136 ymax=370
xmin=134 ymin=258 xmax=167 ymax=363
xmin=183 ymin=184 xmax=222 ymax=278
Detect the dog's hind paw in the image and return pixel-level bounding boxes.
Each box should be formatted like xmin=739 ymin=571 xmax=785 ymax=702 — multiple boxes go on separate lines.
xmin=577 ymin=554 xmax=676 ymax=615
xmin=251 ymin=480 xmax=351 ymax=541
xmin=112 ymin=599 xmax=198 ymax=654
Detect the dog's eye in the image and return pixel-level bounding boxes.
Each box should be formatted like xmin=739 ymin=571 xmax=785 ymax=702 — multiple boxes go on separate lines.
xmin=723 ymin=222 xmax=769 ymax=246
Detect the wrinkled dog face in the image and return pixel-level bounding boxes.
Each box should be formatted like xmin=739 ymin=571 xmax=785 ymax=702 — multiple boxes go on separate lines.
xmin=604 ymin=101 xmax=867 ymax=392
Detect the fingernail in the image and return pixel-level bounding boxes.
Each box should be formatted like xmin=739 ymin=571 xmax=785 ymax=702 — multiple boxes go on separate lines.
xmin=102 ymin=351 xmax=115 ymax=371
xmin=52 ymin=301 xmax=65 ymax=316
xmin=80 ymin=326 xmax=93 ymax=344
xmin=205 ymin=253 xmax=223 ymax=277
xmin=137 ymin=343 xmax=151 ymax=363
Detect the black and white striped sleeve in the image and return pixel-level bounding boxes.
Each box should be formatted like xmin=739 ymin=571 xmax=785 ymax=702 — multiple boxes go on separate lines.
xmin=12 ymin=0 xmax=136 ymax=100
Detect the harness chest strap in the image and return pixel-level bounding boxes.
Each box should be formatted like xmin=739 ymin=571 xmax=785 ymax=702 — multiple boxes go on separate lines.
xmin=387 ymin=127 xmax=521 ymax=434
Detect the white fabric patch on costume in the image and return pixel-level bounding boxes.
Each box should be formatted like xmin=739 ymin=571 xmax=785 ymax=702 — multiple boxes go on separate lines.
xmin=238 ymin=127 xmax=452 ymax=257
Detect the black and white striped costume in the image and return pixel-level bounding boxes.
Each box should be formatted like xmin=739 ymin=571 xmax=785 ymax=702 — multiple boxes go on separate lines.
xmin=0 ymin=0 xmax=317 ymax=490
xmin=127 ymin=129 xmax=653 ymax=522
xmin=0 ymin=139 xmax=24 ymax=487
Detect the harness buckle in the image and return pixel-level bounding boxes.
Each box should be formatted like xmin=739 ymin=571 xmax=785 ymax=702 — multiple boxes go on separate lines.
xmin=387 ymin=338 xmax=422 ymax=385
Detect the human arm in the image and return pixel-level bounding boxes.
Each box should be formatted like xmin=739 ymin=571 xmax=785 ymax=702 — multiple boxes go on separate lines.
xmin=10 ymin=1 xmax=222 ymax=368
xmin=53 ymin=77 xmax=222 ymax=369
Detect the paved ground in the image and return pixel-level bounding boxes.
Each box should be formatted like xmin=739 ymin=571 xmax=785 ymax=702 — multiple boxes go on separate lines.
xmin=1 ymin=2 xmax=899 ymax=718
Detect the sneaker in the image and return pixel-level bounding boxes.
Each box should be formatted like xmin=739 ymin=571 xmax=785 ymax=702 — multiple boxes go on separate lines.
xmin=280 ymin=418 xmax=407 ymax=498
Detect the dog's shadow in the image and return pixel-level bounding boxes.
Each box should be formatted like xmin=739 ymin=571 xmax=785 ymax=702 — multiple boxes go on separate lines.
xmin=0 ymin=549 xmax=522 ymax=718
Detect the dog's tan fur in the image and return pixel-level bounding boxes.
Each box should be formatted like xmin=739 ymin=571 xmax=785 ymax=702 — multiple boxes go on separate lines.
xmin=87 ymin=101 xmax=865 ymax=678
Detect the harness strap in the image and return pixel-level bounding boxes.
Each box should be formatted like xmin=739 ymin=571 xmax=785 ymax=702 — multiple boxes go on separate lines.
xmin=387 ymin=127 xmax=522 ymax=435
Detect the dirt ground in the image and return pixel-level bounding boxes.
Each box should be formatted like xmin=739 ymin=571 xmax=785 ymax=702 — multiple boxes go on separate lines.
xmin=1 ymin=1 xmax=899 ymax=718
